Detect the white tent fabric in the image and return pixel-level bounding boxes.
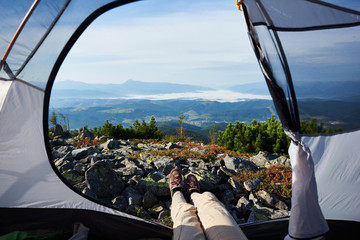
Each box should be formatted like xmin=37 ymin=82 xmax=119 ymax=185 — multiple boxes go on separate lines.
xmin=241 ymin=0 xmax=360 ymax=239
xmin=0 ymin=81 xmax=11 ymax=111
xmin=285 ymin=131 xmax=329 ymax=239
xmin=303 ymin=130 xmax=360 ymax=222
xmin=282 ymin=129 xmax=360 ymax=239
xmin=0 ymin=79 xmax=138 ymax=218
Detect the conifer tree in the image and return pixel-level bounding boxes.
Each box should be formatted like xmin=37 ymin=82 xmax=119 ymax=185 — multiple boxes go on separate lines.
xmin=209 ymin=125 xmax=217 ymax=144
xmin=176 ymin=114 xmax=186 ymax=141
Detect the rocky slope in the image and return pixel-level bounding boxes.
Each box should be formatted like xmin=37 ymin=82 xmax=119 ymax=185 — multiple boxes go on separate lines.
xmin=51 ymin=128 xmax=292 ymax=227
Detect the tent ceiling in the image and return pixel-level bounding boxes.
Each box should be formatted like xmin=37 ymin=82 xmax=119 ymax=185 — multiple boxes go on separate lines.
xmin=0 ymin=0 xmax=137 ymax=89
xmin=243 ymin=0 xmax=360 ymax=132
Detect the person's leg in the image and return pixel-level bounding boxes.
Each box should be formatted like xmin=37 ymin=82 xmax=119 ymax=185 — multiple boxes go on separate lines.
xmin=169 ymin=169 xmax=205 ymax=240
xmin=191 ymin=192 xmax=248 ymax=240
xmin=171 ymin=190 xmax=206 ymax=240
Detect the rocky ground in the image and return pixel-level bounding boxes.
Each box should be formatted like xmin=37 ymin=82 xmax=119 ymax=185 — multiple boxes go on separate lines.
xmin=51 ymin=128 xmax=292 ymax=227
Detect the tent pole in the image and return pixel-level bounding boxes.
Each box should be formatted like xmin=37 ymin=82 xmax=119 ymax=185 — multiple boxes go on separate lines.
xmin=0 ymin=0 xmax=41 ymax=72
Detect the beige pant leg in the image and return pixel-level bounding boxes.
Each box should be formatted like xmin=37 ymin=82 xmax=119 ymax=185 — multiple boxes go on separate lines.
xmin=191 ymin=192 xmax=248 ymax=240
xmin=171 ymin=191 xmax=206 ymax=240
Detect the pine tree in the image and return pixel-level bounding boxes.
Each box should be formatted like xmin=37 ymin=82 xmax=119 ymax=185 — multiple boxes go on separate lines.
xmin=209 ymin=125 xmax=217 ymax=144
xmin=102 ymin=120 xmax=116 ymax=137
xmin=176 ymin=114 xmax=186 ymax=141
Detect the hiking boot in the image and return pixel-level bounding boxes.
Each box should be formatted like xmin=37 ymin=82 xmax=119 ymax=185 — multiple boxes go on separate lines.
xmin=169 ymin=168 xmax=183 ymax=197
xmin=186 ymin=174 xmax=200 ymax=195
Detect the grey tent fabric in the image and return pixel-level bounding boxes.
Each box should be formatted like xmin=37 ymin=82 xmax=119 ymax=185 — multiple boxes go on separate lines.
xmin=0 ymin=1 xmax=172 ymax=239
xmin=0 ymin=0 xmax=137 ymax=88
xmin=303 ymin=130 xmax=360 ymax=222
xmin=241 ymin=0 xmax=360 ymax=239
xmin=285 ymin=131 xmax=328 ymax=239
xmin=242 ymin=0 xmax=360 ymax=132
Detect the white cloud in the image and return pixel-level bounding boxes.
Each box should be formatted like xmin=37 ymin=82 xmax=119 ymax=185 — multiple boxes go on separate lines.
xmin=56 ymin=2 xmax=263 ymax=86
xmin=123 ymin=90 xmax=271 ymax=102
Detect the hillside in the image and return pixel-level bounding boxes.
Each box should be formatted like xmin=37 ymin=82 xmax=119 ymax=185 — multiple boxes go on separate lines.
xmin=51 ymin=99 xmax=276 ymax=130
xmin=49 ymin=79 xmax=360 ymax=133
xmin=52 ymin=79 xmax=213 ymax=99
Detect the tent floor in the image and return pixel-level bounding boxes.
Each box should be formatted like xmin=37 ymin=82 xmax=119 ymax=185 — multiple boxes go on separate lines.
xmin=240 ymin=218 xmax=360 ymax=240
xmin=0 ymin=208 xmax=172 ymax=240
xmin=0 ymin=208 xmax=358 ymax=240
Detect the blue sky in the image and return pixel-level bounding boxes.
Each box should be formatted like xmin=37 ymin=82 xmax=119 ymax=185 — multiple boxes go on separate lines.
xmin=55 ymin=0 xmax=263 ymax=87
xmin=55 ymin=0 xmax=360 ymax=89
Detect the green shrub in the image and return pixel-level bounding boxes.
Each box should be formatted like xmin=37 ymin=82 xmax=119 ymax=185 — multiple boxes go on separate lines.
xmin=217 ymin=115 xmax=290 ymax=155
xmin=89 ymin=116 xmax=163 ymax=140
xmin=217 ymin=116 xmax=341 ymax=155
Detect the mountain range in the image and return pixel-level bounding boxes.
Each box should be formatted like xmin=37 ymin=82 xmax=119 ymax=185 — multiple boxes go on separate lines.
xmin=51 ymin=79 xmax=270 ymax=101
xmin=52 ymin=79 xmax=213 ymax=99
xmin=50 ymin=79 xmax=360 ymax=134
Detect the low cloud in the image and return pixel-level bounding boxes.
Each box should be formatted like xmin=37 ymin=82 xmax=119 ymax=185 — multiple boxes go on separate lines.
xmin=123 ymin=90 xmax=271 ymax=102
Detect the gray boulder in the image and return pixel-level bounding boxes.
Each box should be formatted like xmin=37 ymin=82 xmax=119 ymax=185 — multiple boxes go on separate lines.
xmin=165 ymin=142 xmax=181 ymax=150
xmin=143 ymin=191 xmax=159 ymax=209
xmin=85 ymin=160 xmax=125 ymax=199
xmin=112 ymin=195 xmax=127 ymax=212
xmin=57 ymin=160 xmax=75 ymax=173
xmin=148 ymin=171 xmax=165 ymax=182
xmin=100 ymin=139 xmax=120 ymax=150
xmin=250 ymin=151 xmax=291 ymax=168
xmin=145 ymin=155 xmax=173 ymax=164
xmin=253 ymin=203 xmax=290 ymax=220
xmin=223 ymin=154 xmax=239 ymax=171
xmin=187 ymin=167 xmax=221 ymax=191
xmin=54 ymin=151 xmax=73 ymax=168
xmin=229 ymin=177 xmax=244 ymax=194
xmin=116 ymin=166 xmax=144 ymax=177
xmin=257 ymin=190 xmax=289 ymax=210
xmin=74 ymin=162 xmax=88 ymax=174
xmin=51 ymin=137 xmax=66 ymax=147
xmin=236 ymin=196 xmax=253 ymax=215
xmin=72 ymin=147 xmax=90 ymax=160
xmin=62 ymin=169 xmax=84 ymax=185
xmin=121 ymin=186 xmax=142 ymax=206
xmin=137 ymin=177 xmax=170 ymax=197
xmin=57 ymin=146 xmax=75 ymax=158
xmin=53 ymin=124 xmax=64 ymax=138
xmin=78 ymin=127 xmax=94 ymax=140
xmin=221 ymin=189 xmax=236 ymax=205
xmin=243 ymin=177 xmax=263 ymax=192
xmin=154 ymin=159 xmax=178 ymax=175
xmin=224 ymin=154 xmax=258 ymax=172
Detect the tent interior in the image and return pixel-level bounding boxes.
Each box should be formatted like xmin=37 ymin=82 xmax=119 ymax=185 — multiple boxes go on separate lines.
xmin=0 ymin=0 xmax=359 ymax=239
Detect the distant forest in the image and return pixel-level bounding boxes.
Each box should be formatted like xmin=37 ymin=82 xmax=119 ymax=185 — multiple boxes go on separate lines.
xmin=49 ymin=113 xmax=342 ymax=155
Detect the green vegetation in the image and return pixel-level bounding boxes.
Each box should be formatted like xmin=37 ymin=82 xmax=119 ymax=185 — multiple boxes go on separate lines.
xmin=217 ymin=115 xmax=289 ymax=155
xmin=130 ymin=142 xmax=250 ymax=163
xmin=75 ymin=138 xmax=101 ymax=148
xmin=233 ymin=165 xmax=292 ymax=199
xmin=217 ymin=115 xmax=342 ymax=155
xmin=209 ymin=125 xmax=217 ymax=144
xmin=48 ymin=111 xmax=70 ymax=138
xmin=50 ymin=111 xmax=342 ymax=156
xmin=176 ymin=114 xmax=187 ymax=141
xmin=90 ymin=116 xmax=162 ymax=140
xmin=49 ymin=112 xmax=346 ymax=227
xmin=300 ymin=118 xmax=342 ymax=134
